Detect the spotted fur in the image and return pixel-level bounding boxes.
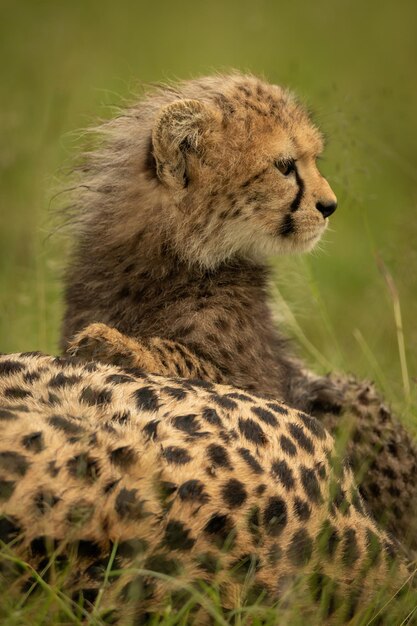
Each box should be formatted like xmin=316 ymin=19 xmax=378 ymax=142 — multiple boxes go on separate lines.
xmin=0 ymin=353 xmax=409 ymax=623
xmin=59 ymin=73 xmax=417 ymax=560
xmin=61 ymin=72 xmax=337 ymax=411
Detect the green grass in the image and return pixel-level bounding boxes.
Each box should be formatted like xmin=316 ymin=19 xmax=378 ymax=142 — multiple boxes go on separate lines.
xmin=1 ymin=0 xmax=417 ymax=623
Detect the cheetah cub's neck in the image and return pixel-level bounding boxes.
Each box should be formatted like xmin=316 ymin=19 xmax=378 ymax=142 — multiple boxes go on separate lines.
xmin=61 ymin=73 xmax=337 ymax=407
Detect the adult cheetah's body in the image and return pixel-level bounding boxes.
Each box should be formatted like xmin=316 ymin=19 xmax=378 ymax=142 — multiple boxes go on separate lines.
xmin=0 ymin=353 xmax=403 ymax=623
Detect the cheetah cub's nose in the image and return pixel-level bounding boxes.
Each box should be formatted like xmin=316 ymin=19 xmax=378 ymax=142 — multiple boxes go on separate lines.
xmin=315 ymin=200 xmax=337 ymax=218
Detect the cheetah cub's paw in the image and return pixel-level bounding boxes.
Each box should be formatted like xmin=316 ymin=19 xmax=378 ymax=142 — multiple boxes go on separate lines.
xmin=67 ymin=322 xmax=138 ymax=367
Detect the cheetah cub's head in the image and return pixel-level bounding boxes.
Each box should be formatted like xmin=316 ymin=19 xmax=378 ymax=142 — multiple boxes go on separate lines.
xmin=150 ymin=74 xmax=337 ymax=268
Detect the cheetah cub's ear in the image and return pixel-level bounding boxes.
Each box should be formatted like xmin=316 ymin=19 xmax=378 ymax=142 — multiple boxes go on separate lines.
xmin=152 ymin=99 xmax=217 ymax=197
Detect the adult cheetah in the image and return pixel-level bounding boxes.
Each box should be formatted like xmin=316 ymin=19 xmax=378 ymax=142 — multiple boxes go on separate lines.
xmin=61 ymin=73 xmax=417 ymax=553
xmin=0 ymin=353 xmax=411 ymax=624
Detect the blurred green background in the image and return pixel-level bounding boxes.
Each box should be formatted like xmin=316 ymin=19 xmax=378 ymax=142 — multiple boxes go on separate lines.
xmin=1 ymin=0 xmax=416 ymax=421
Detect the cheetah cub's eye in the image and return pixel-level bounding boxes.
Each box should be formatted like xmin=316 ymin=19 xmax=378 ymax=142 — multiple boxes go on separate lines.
xmin=274 ymin=159 xmax=295 ymax=176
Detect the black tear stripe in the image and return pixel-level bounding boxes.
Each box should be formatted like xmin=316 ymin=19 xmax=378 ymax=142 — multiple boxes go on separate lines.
xmin=290 ymin=167 xmax=304 ymax=212
xmin=279 ymin=213 xmax=295 ymax=237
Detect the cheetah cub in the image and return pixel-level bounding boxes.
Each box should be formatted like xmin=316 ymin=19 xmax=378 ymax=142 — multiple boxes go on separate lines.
xmin=63 ymin=73 xmax=337 ymax=412
xmin=61 ymin=76 xmax=417 ymax=555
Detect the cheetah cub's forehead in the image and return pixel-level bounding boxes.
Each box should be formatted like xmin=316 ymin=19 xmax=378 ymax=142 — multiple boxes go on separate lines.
xmin=150 ymin=74 xmax=337 ymax=267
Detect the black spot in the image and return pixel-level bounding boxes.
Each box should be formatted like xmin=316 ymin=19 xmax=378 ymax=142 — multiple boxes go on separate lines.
xmin=308 ymin=572 xmax=340 ymax=617
xmin=111 ymin=410 xmax=130 ymax=424
xmin=247 ymin=506 xmax=261 ymax=544
xmin=144 ymin=554 xmax=180 ymax=576
xmin=84 ymin=557 xmax=109 ymax=582
xmin=251 ymin=406 xmax=277 ymax=426
xmin=115 ymin=488 xmax=147 ymax=520
xmin=0 ymin=480 xmax=16 ymax=501
xmin=266 ymin=402 xmax=288 ymax=415
xmin=0 ymin=409 xmax=18 ymax=421
xmin=238 ymin=418 xmax=267 ymax=445
xmin=255 ymin=484 xmax=267 ymax=496
xmin=4 ymin=387 xmax=31 ymax=399
xmin=105 ymin=374 xmax=135 ymax=385
xmin=280 ymin=435 xmax=297 ymax=456
xmin=173 ymin=414 xmax=204 ymax=436
xmin=288 ymin=423 xmax=314 ymax=454
xmin=279 ymin=213 xmax=295 ymax=237
xmin=48 ymin=373 xmax=81 ymax=388
xmin=226 ymin=392 xmax=253 ymax=402
xmin=207 ymin=443 xmax=233 ymax=469
xmin=22 ymin=431 xmax=44 ymax=453
xmin=47 ymin=392 xmax=60 ymax=405
xmin=71 ymin=539 xmax=101 ymax=559
xmin=80 ymin=386 xmax=112 ymax=406
xmin=0 ymin=516 xmax=21 ymax=545
xmin=162 ymin=446 xmax=191 ymax=465
xmin=133 ymin=387 xmax=159 ymax=412
xmin=30 ymin=535 xmax=57 ymax=557
xmin=210 ymin=394 xmax=238 ymax=410
xmin=299 ymin=412 xmax=326 ymax=440
xmin=178 ymin=479 xmax=209 ymax=503
xmin=287 ymin=529 xmax=313 ymax=566
xmin=330 ymin=484 xmax=350 ymax=515
xmin=187 ymin=378 xmax=214 ymax=390
xmin=368 ymin=481 xmax=381 ymax=497
xmin=142 ymin=419 xmax=159 ymax=440
xmin=317 ymin=520 xmax=340 ymax=559
xmin=387 ymin=439 xmax=399 ymax=457
xmin=293 ymin=497 xmax=311 ymax=521
xmin=0 ymin=360 xmax=26 ymax=375
xmin=366 ymin=528 xmax=382 ymax=565
xmin=103 ymin=478 xmax=121 ymax=494
xmin=342 ymin=528 xmax=360 ymax=567
xmin=237 ymin=447 xmax=264 ymax=474
xmin=157 ymin=480 xmax=177 ymax=508
xmin=0 ymin=451 xmax=30 ymax=476
xmin=271 ymin=459 xmax=295 ymax=490
xmin=162 ymin=386 xmax=187 ymax=401
xmin=300 ymin=466 xmax=322 ymax=504
xmin=351 ymin=489 xmax=366 ymax=516
xmin=34 ymin=490 xmax=60 ymax=514
xmin=221 ymin=478 xmax=247 ymax=508
xmin=47 ymin=460 xmax=60 ymax=477
xmin=263 ymin=497 xmax=287 ymax=536
xmin=202 ymin=407 xmax=222 ymax=427
xmin=163 ymin=520 xmax=196 ymax=551
xmin=48 ymin=415 xmax=84 ymax=435
xmin=67 ymin=453 xmax=100 ymax=482
xmin=117 ymin=538 xmax=148 ymax=559
xmin=195 ymin=552 xmax=219 ymax=574
xmin=316 ymin=462 xmax=327 ymax=480
xmin=204 ymin=513 xmax=236 ymax=548
xmin=109 ymin=446 xmax=137 ymax=469
xmin=73 ymin=588 xmax=99 ymax=606
xmin=23 ymin=370 xmax=40 ymax=384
